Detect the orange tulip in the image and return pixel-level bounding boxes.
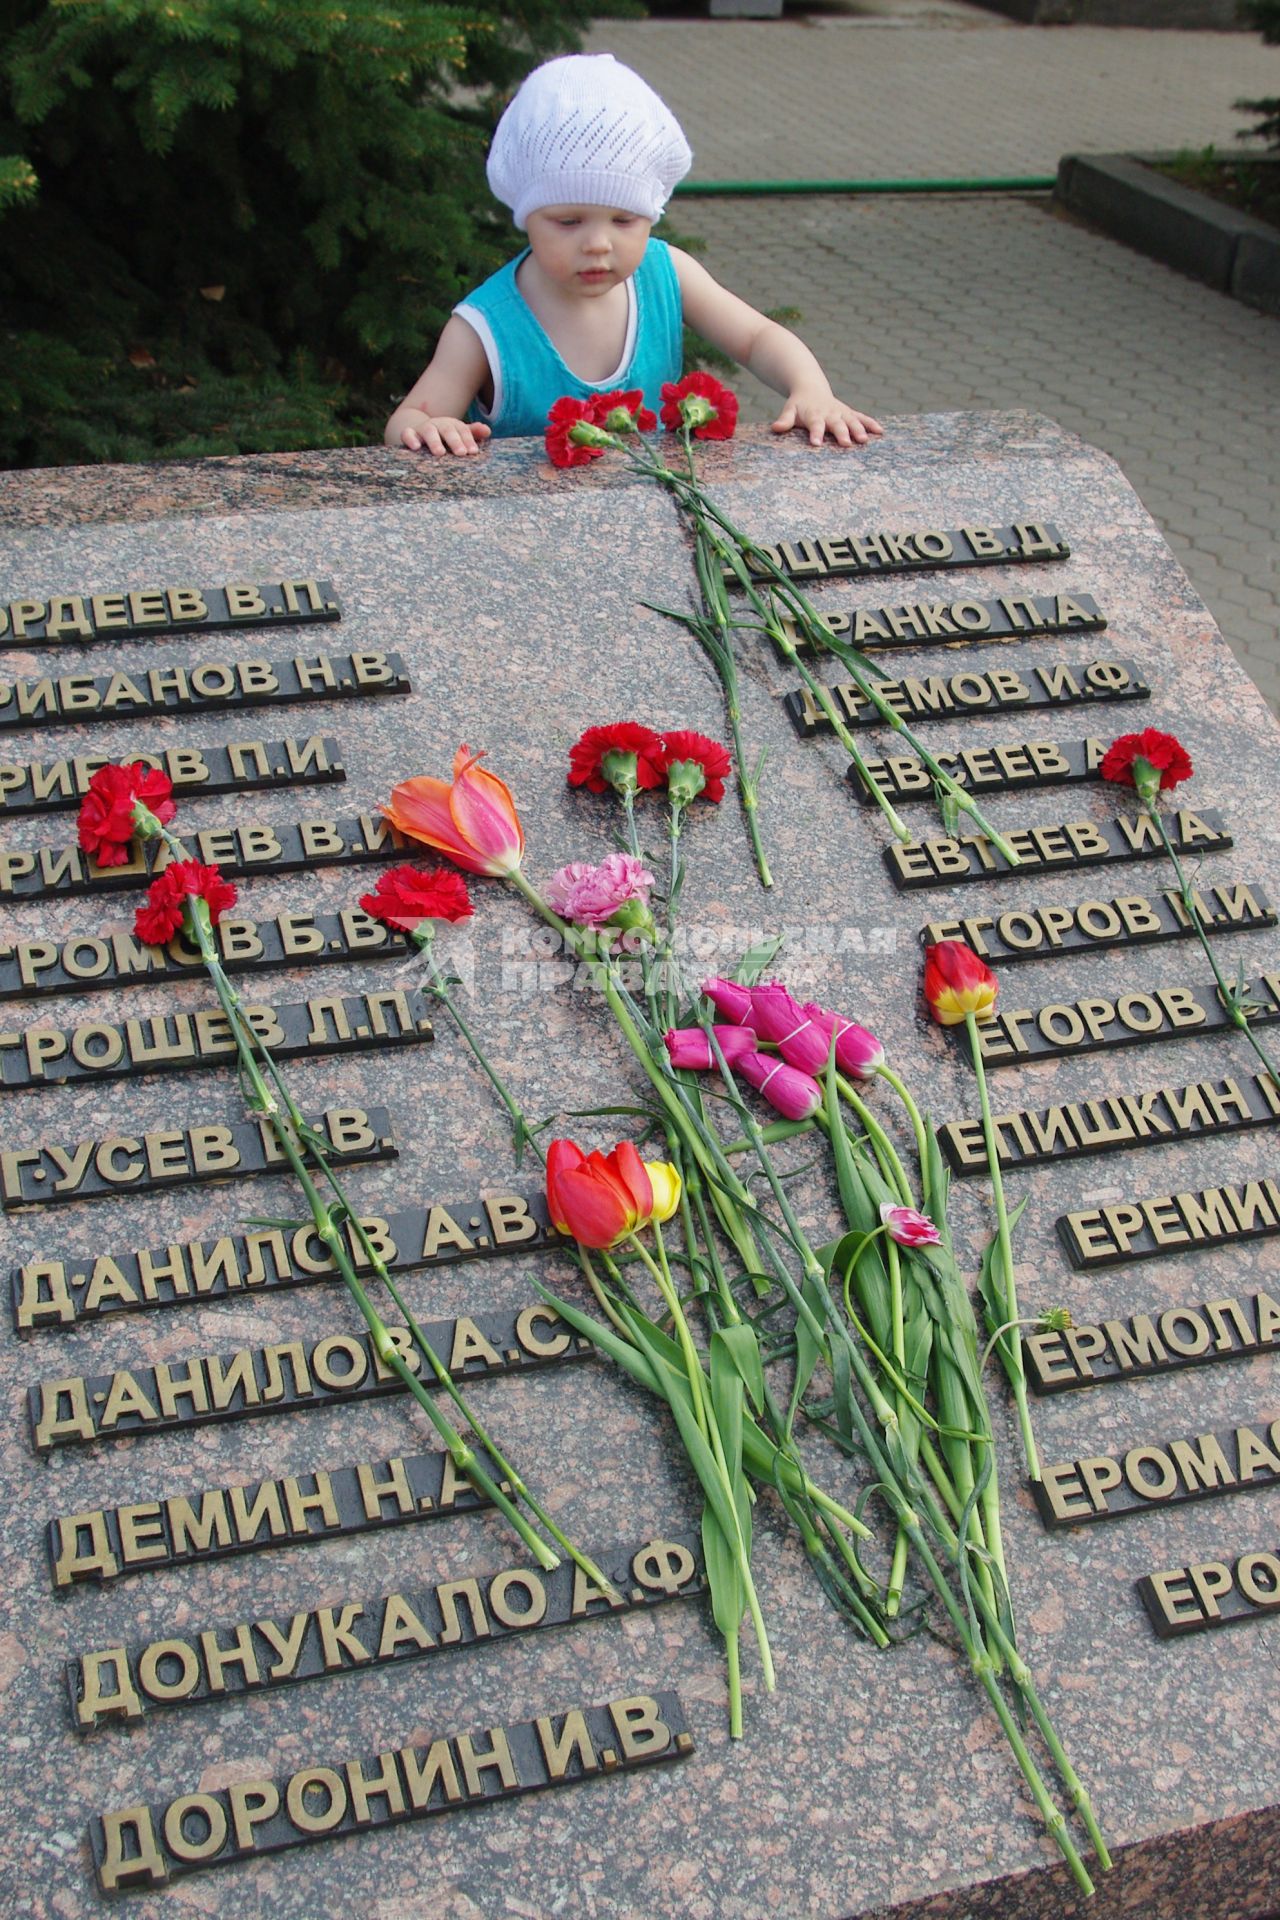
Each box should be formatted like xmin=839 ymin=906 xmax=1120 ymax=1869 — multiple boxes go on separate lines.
xmin=384 ymin=746 xmax=524 ymax=877
xmin=547 ymin=1139 xmax=682 ymax=1250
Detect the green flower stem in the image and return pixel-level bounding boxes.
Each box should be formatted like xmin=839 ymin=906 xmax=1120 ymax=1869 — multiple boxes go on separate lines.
xmin=1148 ymin=798 xmax=1280 ymax=1088
xmin=964 ymin=1009 xmax=1040 ymax=1484
xmin=876 ymin=1065 xmax=933 ymax=1211
xmin=618 ymin=790 xmax=671 ymax=1038
xmin=632 ymin=1227 xmax=777 ymax=1706
xmin=509 ymin=867 xmax=767 ymax=1289
xmin=660 ymin=476 xmax=1016 ymax=861
xmin=883 ymin=1233 xmax=911 ymax=1617
xmin=763 ymin=619 xmax=912 ymax=844
xmin=630 ymin=1231 xmax=709 ymax=1440
xmin=720 ymin=1118 xmax=817 ymax=1155
xmin=833 ymin=1075 xmax=914 ymax=1207
xmin=975 ymin=1612 xmax=1114 ymax=1873
xmin=918 ymin=1435 xmax=966 ymax=1524
xmin=682 ymin=500 xmax=1022 ymax=867
xmin=690 ymin=520 xmax=773 ymax=889
xmin=171 ymin=895 xmax=560 ymax=1571
xmin=631 ymin=433 xmax=914 ymax=854
xmin=410 ymin=928 xmax=533 ymax=1157
xmin=206 ymin=913 xmax=585 ymax=1563
xmin=684 ymin=1141 xmax=744 ymax=1327
xmin=701 ymin=1032 xmax=1099 ymax=1886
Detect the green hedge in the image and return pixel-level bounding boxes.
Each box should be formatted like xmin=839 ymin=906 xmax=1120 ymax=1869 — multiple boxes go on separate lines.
xmin=0 ymin=0 xmax=617 ymax=466
xmin=1239 ymin=0 xmax=1280 ymax=153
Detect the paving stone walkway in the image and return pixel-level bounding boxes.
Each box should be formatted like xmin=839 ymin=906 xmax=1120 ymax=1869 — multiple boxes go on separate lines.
xmin=586 ymin=2 xmax=1280 ymax=710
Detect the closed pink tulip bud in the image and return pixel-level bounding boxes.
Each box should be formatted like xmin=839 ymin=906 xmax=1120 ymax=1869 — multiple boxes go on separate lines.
xmin=664 ymin=1025 xmax=757 ymax=1071
xmin=879 ymin=1201 xmax=942 ymax=1247
xmin=804 ymin=1004 xmax=886 ymax=1080
xmin=746 ymin=981 xmax=831 ymax=1074
xmin=702 ymin=976 xmax=753 ymax=1024
xmin=737 ymin=1050 xmax=822 ymax=1121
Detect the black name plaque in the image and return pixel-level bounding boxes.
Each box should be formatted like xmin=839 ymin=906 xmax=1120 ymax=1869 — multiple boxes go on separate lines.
xmin=2 ymin=1105 xmax=395 ymax=1211
xmin=14 ymin=1190 xmax=555 ymax=1333
xmin=784 ymin=656 xmax=1149 ymax=739
xmin=0 ymin=649 xmax=407 ymax=732
xmin=0 ymin=732 xmax=343 ymax=817
xmin=1 ymin=578 xmax=339 ymax=647
xmin=30 ymin=1303 xmax=591 ymax=1453
xmin=70 ymin=1534 xmax=703 ymax=1728
xmin=887 ymin=807 xmax=1229 ymax=891
xmin=91 ymin=1691 xmax=693 ymax=1891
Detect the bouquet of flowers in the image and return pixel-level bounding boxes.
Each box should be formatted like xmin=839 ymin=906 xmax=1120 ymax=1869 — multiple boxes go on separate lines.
xmin=543 ymin=379 xmax=1022 ymax=887
xmin=381 ymin=736 xmax=1110 ymax=1894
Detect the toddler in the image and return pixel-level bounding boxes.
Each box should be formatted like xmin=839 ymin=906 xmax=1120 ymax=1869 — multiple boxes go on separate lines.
xmin=385 ymin=53 xmax=882 ymax=456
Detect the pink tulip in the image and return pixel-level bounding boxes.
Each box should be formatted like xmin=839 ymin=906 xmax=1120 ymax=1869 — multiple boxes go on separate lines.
xmin=702 ymin=976 xmax=753 ymax=1024
xmin=804 ymin=1004 xmax=886 ymax=1080
xmin=746 ymin=981 xmax=830 ymax=1075
xmin=879 ymin=1202 xmax=941 ymax=1248
xmin=665 ymin=1025 xmax=758 ymax=1071
xmin=737 ymin=1050 xmax=822 ymax=1121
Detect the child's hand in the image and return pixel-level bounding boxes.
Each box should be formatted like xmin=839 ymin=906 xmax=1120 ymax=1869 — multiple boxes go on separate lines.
xmin=773 ymin=391 xmax=884 ymax=449
xmin=394 ymin=410 xmax=492 ymax=457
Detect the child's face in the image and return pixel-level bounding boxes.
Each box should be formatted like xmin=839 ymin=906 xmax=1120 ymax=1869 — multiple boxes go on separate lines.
xmin=525 ymin=205 xmax=652 ymax=297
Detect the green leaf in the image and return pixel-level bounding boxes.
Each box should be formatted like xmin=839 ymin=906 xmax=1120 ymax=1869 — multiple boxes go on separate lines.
xmin=731 ymin=936 xmax=785 ymax=986
xmin=825 ymin=1053 xmax=871 ymax=1234
xmin=710 ymin=1333 xmax=745 ymax=1485
xmin=977 ymin=1195 xmax=1030 ymax=1342
xmin=713 ymin=1321 xmax=765 ymax=1413
xmin=701 ymin=1508 xmax=745 ymax=1637
xmin=531 ymin=1286 xmax=668 ymax=1402
xmin=923 ymin=1118 xmax=951 ymax=1226
xmin=791 ymin=1269 xmax=830 ymax=1407
xmin=936 ymin=779 xmax=962 ymax=839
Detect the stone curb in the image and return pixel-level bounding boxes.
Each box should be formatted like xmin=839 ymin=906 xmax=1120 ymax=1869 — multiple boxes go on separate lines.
xmin=1055 ymin=153 xmax=1280 ymax=315
xmin=978 ymin=0 xmax=1243 ymax=22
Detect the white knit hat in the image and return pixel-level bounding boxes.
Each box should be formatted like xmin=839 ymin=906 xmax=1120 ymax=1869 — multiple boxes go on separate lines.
xmin=487 ymin=54 xmax=693 ymax=229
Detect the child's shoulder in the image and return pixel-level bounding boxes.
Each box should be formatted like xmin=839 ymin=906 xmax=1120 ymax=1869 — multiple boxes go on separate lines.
xmin=457 ymin=248 xmax=528 ymax=315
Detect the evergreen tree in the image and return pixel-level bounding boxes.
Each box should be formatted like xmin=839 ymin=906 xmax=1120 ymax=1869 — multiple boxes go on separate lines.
xmin=0 ymin=0 xmax=616 ymax=465
xmin=1239 ymin=0 xmax=1280 ymax=153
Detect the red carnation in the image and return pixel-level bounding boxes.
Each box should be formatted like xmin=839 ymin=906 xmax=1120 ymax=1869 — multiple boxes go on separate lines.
xmin=568 ymin=722 xmax=666 ymax=796
xmin=657 ymin=729 xmax=732 ymax=805
xmin=545 ymin=396 xmax=612 ymax=468
xmin=593 ymin=389 xmax=657 ymax=435
xmin=1099 ymin=729 xmax=1194 ymax=798
xmin=77 ymin=762 xmax=177 ymax=867
xmin=359 ymin=865 xmax=473 ymax=932
xmin=660 ymin=372 xmax=739 ymax=441
xmin=134 ymin=862 xmax=237 ymax=945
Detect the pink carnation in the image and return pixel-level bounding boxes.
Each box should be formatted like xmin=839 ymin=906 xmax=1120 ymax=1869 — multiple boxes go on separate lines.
xmin=546 ymin=853 xmax=655 ymax=928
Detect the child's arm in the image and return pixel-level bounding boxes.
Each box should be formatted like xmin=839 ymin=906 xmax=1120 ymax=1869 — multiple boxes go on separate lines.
xmin=385 ymin=317 xmax=493 ymax=456
xmin=670 ymin=248 xmax=882 ymax=449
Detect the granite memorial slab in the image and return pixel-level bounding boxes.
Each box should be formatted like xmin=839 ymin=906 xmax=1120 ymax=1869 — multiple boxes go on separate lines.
xmin=2 ymin=413 xmax=1280 ymax=1919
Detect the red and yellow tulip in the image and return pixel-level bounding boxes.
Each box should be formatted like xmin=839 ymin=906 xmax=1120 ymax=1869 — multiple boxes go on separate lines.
xmin=923 ymin=940 xmax=998 ymax=1026
xmin=546 ymin=1139 xmax=682 ymax=1250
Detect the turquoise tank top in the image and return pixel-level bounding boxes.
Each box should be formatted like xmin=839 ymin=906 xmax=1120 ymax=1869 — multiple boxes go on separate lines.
xmin=454 ymin=237 xmax=683 ymax=439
